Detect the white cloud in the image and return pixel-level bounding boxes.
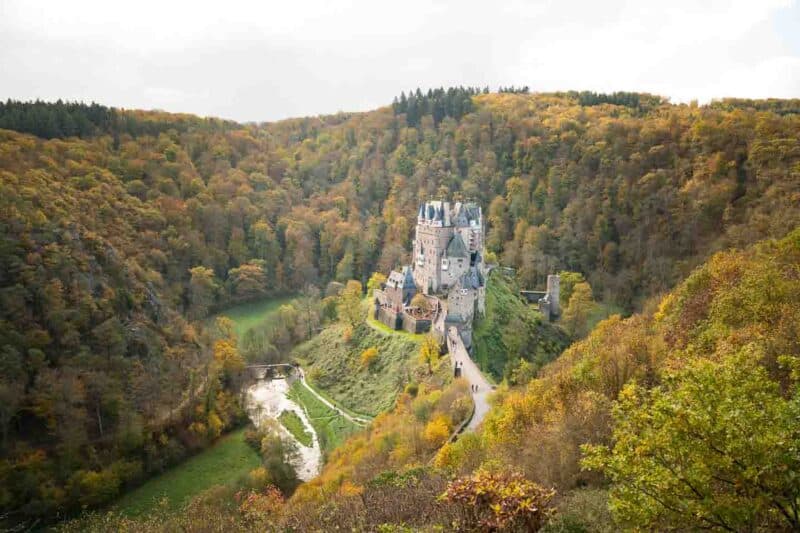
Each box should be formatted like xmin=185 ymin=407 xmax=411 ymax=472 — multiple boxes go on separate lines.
xmin=0 ymin=0 xmax=797 ymax=121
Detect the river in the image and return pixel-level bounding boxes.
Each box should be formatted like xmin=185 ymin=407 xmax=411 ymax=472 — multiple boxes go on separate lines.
xmin=245 ymin=378 xmax=322 ymax=481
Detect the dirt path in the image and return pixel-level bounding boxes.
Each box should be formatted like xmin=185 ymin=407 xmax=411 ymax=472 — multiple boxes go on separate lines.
xmin=296 ymin=370 xmax=373 ymax=426
xmin=447 ymin=327 xmax=492 ymax=432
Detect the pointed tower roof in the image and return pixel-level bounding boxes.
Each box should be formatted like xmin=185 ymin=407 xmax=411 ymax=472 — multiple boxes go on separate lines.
xmin=446 ymin=233 xmax=469 ymax=258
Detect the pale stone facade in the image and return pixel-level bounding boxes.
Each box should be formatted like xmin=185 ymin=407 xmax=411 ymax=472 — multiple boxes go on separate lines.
xmin=374 ymin=200 xmax=486 ymax=343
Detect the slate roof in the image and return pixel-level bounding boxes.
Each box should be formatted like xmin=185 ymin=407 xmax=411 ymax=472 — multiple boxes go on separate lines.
xmin=446 ymin=233 xmax=469 ymax=258
xmin=456 ymin=267 xmax=483 ymax=289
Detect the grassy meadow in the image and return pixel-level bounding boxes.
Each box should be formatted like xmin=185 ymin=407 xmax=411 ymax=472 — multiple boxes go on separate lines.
xmin=113 ymin=428 xmax=260 ymax=516
xmin=212 ymin=295 xmax=296 ymax=338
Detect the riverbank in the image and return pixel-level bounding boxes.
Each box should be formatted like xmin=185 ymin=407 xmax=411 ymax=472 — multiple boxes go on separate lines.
xmin=246 ymin=378 xmax=322 ymax=481
xmin=286 ymin=380 xmax=361 ymax=455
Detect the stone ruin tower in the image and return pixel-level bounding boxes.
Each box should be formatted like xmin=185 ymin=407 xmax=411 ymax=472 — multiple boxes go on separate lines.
xmin=538 ymin=275 xmax=560 ymax=321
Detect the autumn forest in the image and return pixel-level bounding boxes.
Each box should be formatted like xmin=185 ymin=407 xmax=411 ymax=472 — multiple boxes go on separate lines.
xmin=1 ymin=90 xmax=799 ymax=531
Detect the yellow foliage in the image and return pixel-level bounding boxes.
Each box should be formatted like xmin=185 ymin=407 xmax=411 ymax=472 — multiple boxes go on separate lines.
xmin=389 ymin=442 xmax=413 ymax=464
xmin=189 ymin=421 xmax=206 ymax=438
xmin=359 ymin=346 xmax=379 ymax=369
xmin=418 ymin=333 xmax=439 ymax=373
xmin=338 ymin=280 xmax=364 ymax=327
xmin=207 ymin=411 xmax=223 ymax=439
xmin=214 ymin=316 xmax=236 ymax=340
xmin=423 ymin=414 xmax=451 ymax=447
xmin=248 ymin=466 xmax=271 ymax=488
xmin=366 ymin=271 xmax=387 ymax=296
xmin=338 ymin=480 xmax=364 ymax=497
xmin=213 ymin=339 xmax=245 ymax=374
xmin=433 ymin=442 xmax=459 ymax=469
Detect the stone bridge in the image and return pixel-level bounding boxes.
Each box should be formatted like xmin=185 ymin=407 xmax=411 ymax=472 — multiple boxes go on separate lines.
xmin=519 ymin=290 xmax=547 ymax=303
xmin=245 ymin=363 xmax=298 ymax=379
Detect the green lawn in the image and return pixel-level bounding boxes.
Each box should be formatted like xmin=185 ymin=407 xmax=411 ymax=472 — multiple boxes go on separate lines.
xmin=366 ymin=315 xmax=427 ymax=341
xmin=113 ymin=428 xmax=261 ymax=516
xmin=286 ymin=381 xmax=361 ymax=455
xmin=278 ymin=410 xmax=313 ymax=447
xmin=213 ymin=295 xmax=296 ymax=339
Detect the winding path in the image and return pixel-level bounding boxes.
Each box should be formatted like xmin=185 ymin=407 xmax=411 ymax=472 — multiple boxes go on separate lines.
xmin=447 ymin=327 xmax=492 ymax=432
xmin=247 ymin=363 xmax=373 ymax=426
xmin=295 ymin=369 xmax=373 ymax=426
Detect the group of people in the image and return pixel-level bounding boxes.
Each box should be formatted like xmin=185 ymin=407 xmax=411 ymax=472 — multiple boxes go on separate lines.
xmin=453 ymin=359 xmax=481 ymax=393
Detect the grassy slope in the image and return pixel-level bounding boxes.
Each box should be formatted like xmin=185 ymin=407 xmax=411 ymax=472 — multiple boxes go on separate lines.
xmin=286 ymin=381 xmax=361 ymax=454
xmin=293 ymin=323 xmax=421 ymax=416
xmin=473 ymin=271 xmax=571 ymax=380
xmin=113 ymin=428 xmax=261 ymax=516
xmin=278 ymin=410 xmax=313 ymax=447
xmin=212 ymin=295 xmax=296 ymax=339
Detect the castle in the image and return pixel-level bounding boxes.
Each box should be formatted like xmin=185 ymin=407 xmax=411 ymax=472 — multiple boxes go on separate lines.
xmin=373 ymin=200 xmax=487 ymax=347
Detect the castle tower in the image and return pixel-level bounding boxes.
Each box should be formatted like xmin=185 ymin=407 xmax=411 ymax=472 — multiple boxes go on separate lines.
xmin=546 ymin=274 xmax=560 ymax=317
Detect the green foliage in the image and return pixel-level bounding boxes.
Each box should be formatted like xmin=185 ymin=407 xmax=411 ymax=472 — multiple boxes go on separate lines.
xmin=572 ymin=90 xmax=666 ymax=111
xmin=583 ymin=348 xmax=800 ymax=531
xmin=0 ymin=99 xmax=235 ymax=139
xmin=337 ymin=280 xmax=364 ymax=328
xmin=541 ymin=488 xmax=614 ymax=533
xmin=391 ymin=87 xmax=480 ymax=127
xmin=473 ymin=271 xmax=570 ymax=380
xmin=557 ymin=271 xmax=586 ymax=306
xmin=561 ymin=281 xmax=596 ymax=339
xmin=257 ymin=428 xmax=301 ymax=495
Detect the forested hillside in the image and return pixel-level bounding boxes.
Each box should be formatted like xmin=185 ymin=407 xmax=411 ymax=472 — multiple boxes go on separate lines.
xmin=63 ymin=226 xmax=800 ymax=532
xmin=1 ymin=91 xmax=799 ymax=525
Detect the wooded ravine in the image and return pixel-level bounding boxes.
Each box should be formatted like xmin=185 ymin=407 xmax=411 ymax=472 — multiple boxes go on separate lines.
xmin=0 ymin=91 xmax=799 ymax=530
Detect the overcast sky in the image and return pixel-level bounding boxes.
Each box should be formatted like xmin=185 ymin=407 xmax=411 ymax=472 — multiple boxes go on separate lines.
xmin=1 ymin=0 xmax=798 ymax=123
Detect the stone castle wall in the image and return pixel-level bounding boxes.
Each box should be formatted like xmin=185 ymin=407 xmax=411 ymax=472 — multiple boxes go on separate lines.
xmin=402 ymin=315 xmax=432 ymax=334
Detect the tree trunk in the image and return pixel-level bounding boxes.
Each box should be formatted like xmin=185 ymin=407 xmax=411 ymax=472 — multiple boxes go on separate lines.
xmin=96 ymin=404 xmax=104 ymax=437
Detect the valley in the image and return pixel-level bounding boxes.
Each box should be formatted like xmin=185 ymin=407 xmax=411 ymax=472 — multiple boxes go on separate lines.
xmin=0 ymin=91 xmax=798 ymax=531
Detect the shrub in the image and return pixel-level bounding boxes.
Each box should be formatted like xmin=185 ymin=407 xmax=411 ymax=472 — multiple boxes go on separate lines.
xmin=422 ymin=414 xmax=451 ymax=447
xmin=441 ymin=470 xmax=556 ymax=531
xmin=360 ymin=346 xmax=379 ymax=369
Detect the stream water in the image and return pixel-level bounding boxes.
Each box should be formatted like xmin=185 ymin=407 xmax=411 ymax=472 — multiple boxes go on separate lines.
xmin=245 ymin=378 xmax=322 ymax=481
